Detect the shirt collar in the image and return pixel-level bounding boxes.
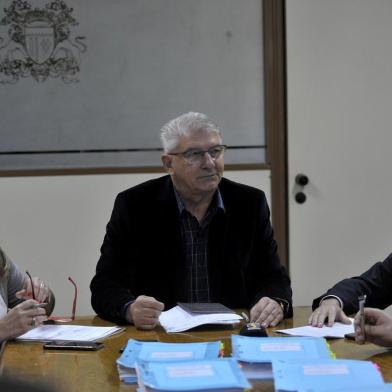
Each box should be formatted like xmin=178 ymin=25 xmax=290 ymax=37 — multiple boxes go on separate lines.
xmin=173 ymin=186 xmax=225 ymax=215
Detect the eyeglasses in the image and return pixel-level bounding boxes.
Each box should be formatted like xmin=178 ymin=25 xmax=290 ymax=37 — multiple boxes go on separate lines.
xmin=48 ymin=277 xmax=77 ymax=323
xmin=25 ymin=270 xmax=36 ymax=300
xmin=168 ymin=145 xmax=227 ymax=165
xmin=25 ymin=272 xmax=77 ymax=322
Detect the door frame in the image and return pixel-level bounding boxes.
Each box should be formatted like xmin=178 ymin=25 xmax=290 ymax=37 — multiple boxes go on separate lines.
xmin=264 ymin=0 xmax=288 ymax=268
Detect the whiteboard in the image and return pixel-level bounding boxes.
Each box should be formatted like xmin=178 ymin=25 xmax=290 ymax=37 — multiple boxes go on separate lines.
xmin=0 ymin=0 xmax=265 ymax=170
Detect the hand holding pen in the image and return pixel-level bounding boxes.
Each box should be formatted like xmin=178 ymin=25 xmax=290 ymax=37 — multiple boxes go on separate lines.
xmin=354 ymin=307 xmax=392 ymax=347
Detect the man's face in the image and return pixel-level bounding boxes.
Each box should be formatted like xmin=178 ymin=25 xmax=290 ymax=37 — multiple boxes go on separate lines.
xmin=162 ymin=129 xmax=224 ymax=198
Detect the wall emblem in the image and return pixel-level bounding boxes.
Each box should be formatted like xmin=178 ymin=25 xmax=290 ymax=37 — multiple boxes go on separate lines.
xmin=0 ymin=0 xmax=86 ymax=83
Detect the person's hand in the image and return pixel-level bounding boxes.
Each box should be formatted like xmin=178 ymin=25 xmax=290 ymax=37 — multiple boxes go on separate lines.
xmin=0 ymin=299 xmax=48 ymax=341
xmin=308 ymin=298 xmax=351 ymax=327
xmin=250 ymin=297 xmax=284 ymax=327
xmin=16 ymin=276 xmax=51 ymax=303
xmin=126 ymin=295 xmax=164 ymax=330
xmin=354 ymin=307 xmax=392 ymax=347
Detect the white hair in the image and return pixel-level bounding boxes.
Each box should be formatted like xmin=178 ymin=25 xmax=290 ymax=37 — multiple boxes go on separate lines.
xmin=160 ymin=112 xmax=222 ymax=153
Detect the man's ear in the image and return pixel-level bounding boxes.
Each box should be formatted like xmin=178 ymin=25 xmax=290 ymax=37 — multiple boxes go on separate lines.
xmin=161 ymin=155 xmax=173 ymax=173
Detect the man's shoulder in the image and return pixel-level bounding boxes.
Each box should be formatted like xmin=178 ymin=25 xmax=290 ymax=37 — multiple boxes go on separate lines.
xmin=382 ymin=253 xmax=392 ymax=266
xmin=117 ymin=175 xmax=171 ymax=200
xmin=219 ymin=177 xmax=266 ymax=200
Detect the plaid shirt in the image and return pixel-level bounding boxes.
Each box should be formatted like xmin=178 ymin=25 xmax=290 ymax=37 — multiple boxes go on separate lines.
xmin=174 ymin=188 xmax=225 ymax=303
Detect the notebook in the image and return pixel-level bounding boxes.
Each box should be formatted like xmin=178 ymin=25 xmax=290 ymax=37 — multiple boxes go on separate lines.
xmin=177 ymin=302 xmax=234 ymax=314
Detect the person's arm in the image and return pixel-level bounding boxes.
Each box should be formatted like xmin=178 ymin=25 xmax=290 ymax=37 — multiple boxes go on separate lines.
xmin=6 ymin=258 xmax=54 ymax=314
xmin=247 ymin=192 xmax=292 ymax=326
xmin=90 ymin=194 xmax=143 ymax=323
xmin=354 ymin=307 xmax=392 ymax=347
xmin=313 ymin=254 xmax=392 ymax=315
xmin=15 ymin=275 xmax=55 ymax=316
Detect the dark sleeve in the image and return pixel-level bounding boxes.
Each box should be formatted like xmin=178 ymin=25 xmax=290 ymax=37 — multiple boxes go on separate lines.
xmin=312 ymin=254 xmax=392 ymax=314
xmin=247 ymin=193 xmax=293 ymax=318
xmin=90 ymin=194 xmax=136 ymax=324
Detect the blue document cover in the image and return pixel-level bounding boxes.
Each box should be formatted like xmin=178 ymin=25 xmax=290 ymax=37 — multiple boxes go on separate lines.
xmin=117 ymin=339 xmax=221 ymax=368
xmin=232 ymin=335 xmax=333 ymax=363
xmin=327 ymin=385 xmax=392 ymax=392
xmin=272 ymin=358 xmax=384 ymax=392
xmin=136 ymin=358 xmax=251 ymax=391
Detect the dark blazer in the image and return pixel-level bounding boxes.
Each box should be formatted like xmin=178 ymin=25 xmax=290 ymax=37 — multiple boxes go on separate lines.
xmin=312 ymin=253 xmax=392 ymax=315
xmin=90 ymin=175 xmax=292 ymax=323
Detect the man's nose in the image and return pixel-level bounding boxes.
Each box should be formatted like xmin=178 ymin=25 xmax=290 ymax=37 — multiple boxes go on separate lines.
xmin=200 ymin=151 xmax=215 ymax=166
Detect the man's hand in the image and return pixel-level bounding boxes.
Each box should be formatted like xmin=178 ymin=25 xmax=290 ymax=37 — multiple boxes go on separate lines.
xmin=0 ymin=299 xmax=48 ymax=341
xmin=308 ymin=298 xmax=351 ymax=327
xmin=354 ymin=307 xmax=392 ymax=347
xmin=250 ymin=297 xmax=284 ymax=327
xmin=126 ymin=295 xmax=164 ymax=330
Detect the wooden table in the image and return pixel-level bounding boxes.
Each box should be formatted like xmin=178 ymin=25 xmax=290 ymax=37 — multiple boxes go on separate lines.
xmin=2 ymin=307 xmax=392 ymax=391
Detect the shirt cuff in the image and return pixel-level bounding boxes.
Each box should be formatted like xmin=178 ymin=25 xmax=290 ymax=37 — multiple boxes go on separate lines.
xmin=272 ymin=297 xmax=290 ymax=316
xmin=320 ymin=295 xmax=343 ymax=309
xmin=122 ymin=300 xmax=135 ymax=321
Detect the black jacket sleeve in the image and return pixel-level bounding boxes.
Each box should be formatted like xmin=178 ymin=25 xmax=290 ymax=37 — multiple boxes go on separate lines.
xmin=216 ymin=180 xmax=293 ymax=318
xmin=312 ymin=253 xmax=392 ymax=315
xmin=90 ymin=194 xmax=136 ymax=324
xmin=247 ymin=192 xmax=293 ymax=318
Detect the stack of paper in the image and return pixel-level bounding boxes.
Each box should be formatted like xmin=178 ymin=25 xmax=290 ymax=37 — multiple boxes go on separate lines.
xmin=272 ymin=358 xmax=385 ymax=391
xmin=159 ymin=305 xmax=242 ymax=333
xmin=136 ymin=358 xmax=251 ymax=392
xmin=17 ymin=324 xmax=123 ymax=342
xmin=117 ymin=339 xmax=222 ymax=384
xmin=231 ymin=335 xmax=334 ymax=380
xmin=276 ymin=320 xmax=354 ymax=338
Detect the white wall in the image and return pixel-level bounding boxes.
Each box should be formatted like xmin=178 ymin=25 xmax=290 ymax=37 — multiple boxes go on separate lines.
xmin=0 ymin=170 xmax=270 ymax=316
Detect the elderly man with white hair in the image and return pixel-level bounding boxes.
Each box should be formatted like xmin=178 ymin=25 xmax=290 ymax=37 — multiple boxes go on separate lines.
xmin=91 ymin=112 xmax=292 ymax=330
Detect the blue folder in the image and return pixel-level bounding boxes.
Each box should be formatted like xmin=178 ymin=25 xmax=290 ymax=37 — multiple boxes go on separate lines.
xmin=231 ymin=335 xmax=333 ymax=380
xmin=327 ymin=385 xmax=392 ymax=392
xmin=232 ymin=335 xmax=333 ymax=363
xmin=272 ymin=358 xmax=385 ymax=392
xmin=118 ymin=339 xmax=221 ymax=368
xmin=117 ymin=339 xmax=221 ymax=384
xmin=136 ymin=357 xmax=251 ymax=391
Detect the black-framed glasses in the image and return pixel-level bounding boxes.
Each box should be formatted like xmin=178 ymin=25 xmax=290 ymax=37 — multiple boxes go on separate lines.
xmin=168 ymin=144 xmax=227 ymax=165
xmin=48 ymin=277 xmax=77 ymax=323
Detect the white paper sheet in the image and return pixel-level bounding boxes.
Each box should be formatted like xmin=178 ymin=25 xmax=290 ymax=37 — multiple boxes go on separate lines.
xmin=159 ymin=306 xmax=242 ymax=333
xmin=276 ymin=319 xmax=354 ymax=338
xmin=17 ymin=324 xmax=123 ymax=342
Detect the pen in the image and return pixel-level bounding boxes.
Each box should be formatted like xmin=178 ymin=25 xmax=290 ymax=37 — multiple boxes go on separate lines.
xmin=358 ymin=294 xmax=367 ymax=339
